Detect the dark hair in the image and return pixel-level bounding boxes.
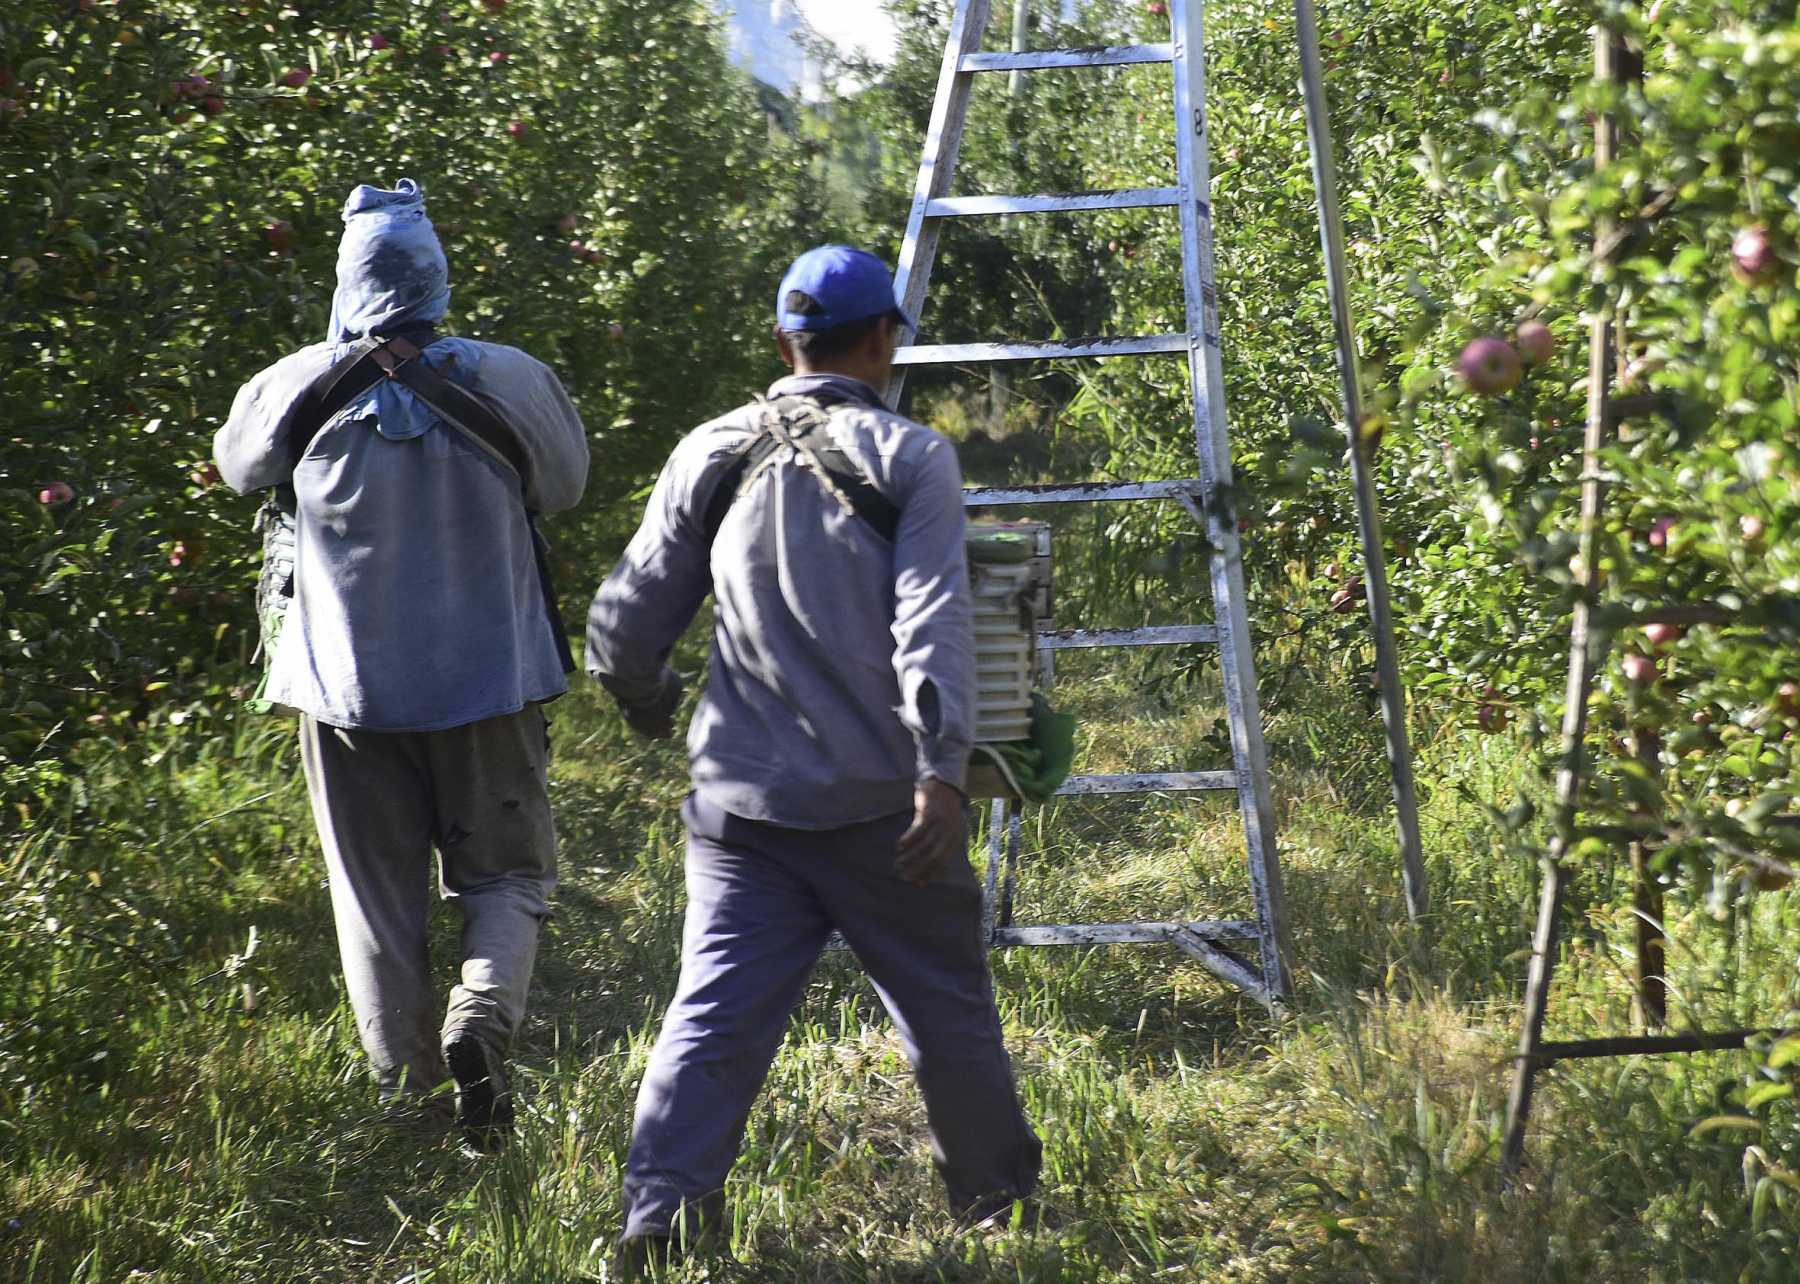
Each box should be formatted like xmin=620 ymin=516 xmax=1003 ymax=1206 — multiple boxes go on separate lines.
xmin=780 ymin=290 xmax=895 ymax=363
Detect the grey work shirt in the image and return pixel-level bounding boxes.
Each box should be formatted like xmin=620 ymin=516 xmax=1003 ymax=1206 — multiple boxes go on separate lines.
xmin=585 ymin=373 xmax=974 ymax=830
xmin=215 ymin=339 xmax=589 ymax=732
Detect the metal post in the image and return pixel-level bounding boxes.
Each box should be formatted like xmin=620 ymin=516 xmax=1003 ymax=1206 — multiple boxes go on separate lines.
xmin=1008 ymin=0 xmax=1031 ymax=97
xmin=1291 ymin=0 xmax=1428 ymax=926
xmin=1630 ymin=730 xmax=1667 ymax=1029
xmin=1500 ymin=24 xmax=1628 ymax=1180
xmin=889 ymin=0 xmax=994 ymax=410
xmin=1170 ymin=0 xmax=1291 ymax=999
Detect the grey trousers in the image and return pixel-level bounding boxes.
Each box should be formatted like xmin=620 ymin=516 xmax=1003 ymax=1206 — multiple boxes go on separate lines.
xmin=621 ymin=793 xmax=1042 ymax=1239
xmin=298 ymin=705 xmax=555 ymax=1098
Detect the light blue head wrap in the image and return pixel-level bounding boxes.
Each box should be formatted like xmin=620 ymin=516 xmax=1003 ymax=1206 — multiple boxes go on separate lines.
xmin=327 ymin=179 xmax=460 ymax=441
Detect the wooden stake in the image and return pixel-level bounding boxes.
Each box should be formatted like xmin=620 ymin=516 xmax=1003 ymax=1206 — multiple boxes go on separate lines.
xmin=1500 ymin=23 xmax=1628 ymax=1182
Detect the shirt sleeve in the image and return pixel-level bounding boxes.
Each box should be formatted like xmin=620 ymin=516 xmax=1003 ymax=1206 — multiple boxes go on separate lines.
xmin=583 ymin=434 xmax=715 ymax=705
xmin=889 ymin=434 xmax=975 ymax=790
xmin=213 ymin=359 xmax=306 ymax=494
xmin=475 ymin=347 xmax=590 ymax=514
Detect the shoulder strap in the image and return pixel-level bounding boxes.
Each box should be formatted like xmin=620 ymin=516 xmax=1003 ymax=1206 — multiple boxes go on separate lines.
xmin=370 ymin=336 xmax=530 ymax=484
xmin=366 ymin=336 xmax=575 ymax=675
xmin=700 ymin=394 xmax=900 ymax=546
xmin=283 ymin=326 xmax=439 ymax=473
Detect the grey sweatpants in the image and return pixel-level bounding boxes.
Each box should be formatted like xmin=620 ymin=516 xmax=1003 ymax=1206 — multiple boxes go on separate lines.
xmin=622 ymin=793 xmax=1042 ymax=1239
xmin=298 ymin=705 xmax=555 ymax=1098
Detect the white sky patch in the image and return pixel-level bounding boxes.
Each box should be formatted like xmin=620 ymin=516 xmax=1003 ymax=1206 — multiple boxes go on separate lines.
xmin=794 ymin=0 xmax=899 ymax=65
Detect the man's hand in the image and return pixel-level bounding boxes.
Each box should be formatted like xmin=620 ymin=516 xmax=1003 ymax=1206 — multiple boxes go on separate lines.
xmin=896 ymin=777 xmax=967 ymax=887
xmin=618 ymin=667 xmax=684 ymax=740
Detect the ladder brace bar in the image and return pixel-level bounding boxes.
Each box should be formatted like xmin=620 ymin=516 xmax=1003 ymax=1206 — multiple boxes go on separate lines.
xmin=994 ymin=919 xmax=1257 ymax=946
xmin=1057 ymin=771 xmax=1237 ymax=796
xmin=927 ymin=188 xmax=1180 ymax=218
xmin=1039 ymin=624 xmax=1218 ymax=650
xmin=897 ymin=334 xmax=1188 ymax=366
xmin=964 ymin=478 xmax=1204 ymax=506
xmin=961 ymin=44 xmax=1175 ymax=72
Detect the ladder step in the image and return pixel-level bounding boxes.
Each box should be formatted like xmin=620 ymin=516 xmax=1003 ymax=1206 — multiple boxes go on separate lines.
xmin=964 ymin=479 xmax=1202 ymax=505
xmin=926 ymin=188 xmax=1180 ymax=218
xmin=1038 ymin=624 xmax=1218 ymax=650
xmin=896 ymin=334 xmax=1188 ymax=366
xmin=993 ymin=919 xmax=1258 ymax=947
xmin=1057 ymin=771 xmax=1237 ymax=796
xmin=961 ymin=43 xmax=1175 ymax=73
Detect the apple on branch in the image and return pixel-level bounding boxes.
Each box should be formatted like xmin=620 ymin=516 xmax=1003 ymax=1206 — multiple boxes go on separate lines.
xmin=1515 ymin=319 xmax=1554 ymax=366
xmin=1732 ymin=225 xmax=1777 ymax=284
xmin=1457 ymin=336 xmax=1522 ymax=395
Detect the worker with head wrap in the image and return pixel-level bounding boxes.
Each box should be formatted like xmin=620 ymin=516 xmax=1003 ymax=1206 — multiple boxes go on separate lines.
xmin=214 ymin=180 xmax=589 ymax=1148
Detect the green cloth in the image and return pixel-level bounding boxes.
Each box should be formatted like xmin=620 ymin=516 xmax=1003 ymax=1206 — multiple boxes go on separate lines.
xmin=972 ymin=692 xmax=1076 ymax=803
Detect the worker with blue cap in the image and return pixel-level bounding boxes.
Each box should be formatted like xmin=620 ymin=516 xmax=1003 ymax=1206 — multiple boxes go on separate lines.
xmin=587 ymin=244 xmax=1042 ymax=1268
xmin=214 ymin=180 xmax=589 ymax=1149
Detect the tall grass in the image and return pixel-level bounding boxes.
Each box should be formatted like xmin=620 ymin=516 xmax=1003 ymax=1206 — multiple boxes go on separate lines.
xmin=5 ymin=637 xmax=1793 ymax=1280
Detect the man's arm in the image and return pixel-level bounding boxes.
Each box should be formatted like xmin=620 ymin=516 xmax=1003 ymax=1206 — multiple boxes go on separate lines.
xmin=474 ymin=346 xmax=590 ymax=514
xmin=584 ymin=435 xmax=714 ymax=731
xmin=213 ymin=351 xmax=332 ymax=493
xmin=889 ymin=433 xmax=976 ymax=793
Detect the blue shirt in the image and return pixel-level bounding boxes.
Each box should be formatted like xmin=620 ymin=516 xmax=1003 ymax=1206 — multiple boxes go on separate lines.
xmin=585 ymin=374 xmax=975 ymax=829
xmin=215 ymin=339 xmax=590 ymax=731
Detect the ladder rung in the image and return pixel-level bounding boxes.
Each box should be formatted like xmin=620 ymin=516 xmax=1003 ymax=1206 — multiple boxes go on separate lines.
xmin=961 ymin=43 xmax=1175 ymax=73
xmin=926 ymin=187 xmax=1180 ymax=218
xmin=896 ymin=334 xmax=1188 ymax=366
xmin=1057 ymin=771 xmax=1237 ymax=796
xmin=964 ymin=479 xmax=1202 ymax=505
xmin=993 ymin=919 xmax=1258 ymax=947
xmin=1038 ymin=625 xmax=1218 ymax=650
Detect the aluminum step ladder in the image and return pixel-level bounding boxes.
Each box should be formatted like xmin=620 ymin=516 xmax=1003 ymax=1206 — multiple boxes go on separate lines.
xmin=886 ymin=0 xmax=1291 ymax=1007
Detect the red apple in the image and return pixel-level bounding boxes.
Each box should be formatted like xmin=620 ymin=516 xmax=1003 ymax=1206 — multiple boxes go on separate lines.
xmin=37 ymin=481 xmax=74 ymax=505
xmin=434 ymin=44 xmax=454 ymax=57
xmin=1515 ymin=319 xmax=1555 ymax=366
xmin=1146 ymin=0 xmax=1167 ymax=14
xmin=1740 ymin=514 xmax=1766 ymax=543
xmin=1777 ymin=681 xmax=1800 ymax=717
xmin=1732 ymin=225 xmax=1777 ymax=283
xmin=607 ymin=322 xmax=625 ymax=341
xmin=1457 ymin=336 xmax=1522 ymax=395
xmin=200 ymin=95 xmax=224 ymax=115
xmin=506 ymin=119 xmax=528 ymax=139
xmin=1646 ymin=515 xmax=1675 ymax=549
xmin=489 ymin=51 xmax=509 ymax=65
xmin=189 ymin=462 xmax=220 ymax=487
xmin=279 ymin=65 xmax=311 ymax=88
xmin=1644 ymin=622 xmax=1681 ymax=650
xmin=265 ymin=220 xmax=298 ymax=255
xmin=368 ymin=34 xmax=392 ymax=51
xmin=1621 ymin=653 xmax=1657 ymax=685
xmin=483 ymin=0 xmax=507 ymax=11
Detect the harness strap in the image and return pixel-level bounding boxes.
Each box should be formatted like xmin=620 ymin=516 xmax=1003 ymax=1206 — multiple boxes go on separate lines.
xmin=701 ymin=394 xmax=901 ymax=546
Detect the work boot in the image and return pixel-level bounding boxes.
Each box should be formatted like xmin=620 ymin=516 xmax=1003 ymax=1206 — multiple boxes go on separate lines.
xmin=444 ymin=1032 xmax=513 ymax=1151
xmin=612 ymin=1234 xmax=678 ymax=1280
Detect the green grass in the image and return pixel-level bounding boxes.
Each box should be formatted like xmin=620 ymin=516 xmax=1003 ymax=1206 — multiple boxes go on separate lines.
xmin=4 ymin=655 xmax=1796 ymax=1282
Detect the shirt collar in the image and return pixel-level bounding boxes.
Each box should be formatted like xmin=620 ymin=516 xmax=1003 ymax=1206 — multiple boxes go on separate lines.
xmin=767 ymin=372 xmax=887 ymax=411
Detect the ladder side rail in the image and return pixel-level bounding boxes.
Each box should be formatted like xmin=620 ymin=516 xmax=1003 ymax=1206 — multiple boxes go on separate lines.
xmin=1292 ymin=0 xmax=1428 ymax=925
xmin=888 ymin=0 xmax=994 ymax=411
xmin=1170 ymin=0 xmax=1291 ymax=1000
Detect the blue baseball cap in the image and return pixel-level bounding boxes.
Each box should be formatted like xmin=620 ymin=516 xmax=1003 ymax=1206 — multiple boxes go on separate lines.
xmin=775 ymin=244 xmax=916 ymax=333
